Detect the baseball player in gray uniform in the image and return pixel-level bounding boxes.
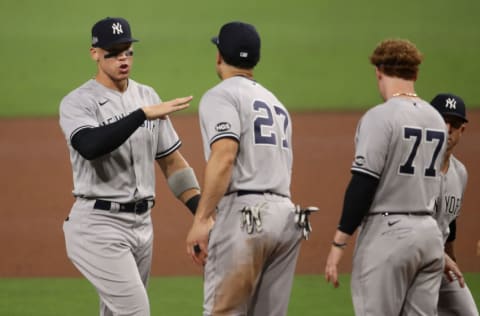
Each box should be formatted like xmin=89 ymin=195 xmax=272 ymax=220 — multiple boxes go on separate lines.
xmin=59 ymin=17 xmax=201 ymax=316
xmin=430 ymin=93 xmax=479 ymax=316
xmin=325 ymin=39 xmax=447 ymax=315
xmin=185 ymin=21 xmax=305 ymax=315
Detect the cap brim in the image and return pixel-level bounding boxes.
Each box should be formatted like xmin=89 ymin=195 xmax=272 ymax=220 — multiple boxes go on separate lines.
xmin=443 ymin=113 xmax=468 ymax=123
xmin=211 ymin=36 xmax=219 ymax=46
xmin=98 ymin=38 xmax=139 ymax=49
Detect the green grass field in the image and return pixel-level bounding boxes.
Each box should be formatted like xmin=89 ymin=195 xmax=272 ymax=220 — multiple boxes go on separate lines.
xmin=0 ymin=0 xmax=478 ymax=314
xmin=1 ymin=274 xmax=478 ymax=315
xmin=0 ymin=0 xmax=479 ymax=116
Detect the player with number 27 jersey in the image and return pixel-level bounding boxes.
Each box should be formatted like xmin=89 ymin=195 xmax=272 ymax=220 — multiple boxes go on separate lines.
xmin=352 ymin=97 xmax=447 ymax=215
xmin=199 ymin=75 xmax=292 ymax=197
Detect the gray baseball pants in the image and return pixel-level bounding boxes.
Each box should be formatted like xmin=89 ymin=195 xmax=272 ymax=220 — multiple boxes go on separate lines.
xmin=351 ymin=214 xmax=444 ymax=316
xmin=63 ymin=199 xmax=153 ymax=316
xmin=203 ymin=193 xmax=303 ymax=316
xmin=438 ymin=274 xmax=479 ymax=316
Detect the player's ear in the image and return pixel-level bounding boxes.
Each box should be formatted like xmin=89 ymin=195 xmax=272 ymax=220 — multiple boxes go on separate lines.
xmin=90 ymin=47 xmax=100 ymax=62
xmin=216 ymin=51 xmax=222 ymax=66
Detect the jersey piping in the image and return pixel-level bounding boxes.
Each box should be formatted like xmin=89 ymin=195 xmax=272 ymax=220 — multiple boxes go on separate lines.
xmin=209 ymin=132 xmax=240 ymax=145
xmin=155 ymin=139 xmax=182 ymax=159
xmin=351 ymin=166 xmax=381 ymax=179
xmin=70 ymin=125 xmax=97 ymax=141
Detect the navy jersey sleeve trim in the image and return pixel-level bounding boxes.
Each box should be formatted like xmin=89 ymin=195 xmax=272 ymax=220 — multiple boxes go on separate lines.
xmin=156 ymin=140 xmax=182 ymax=159
xmin=209 ymin=132 xmax=240 ymax=145
xmin=350 ymin=166 xmax=381 ymax=179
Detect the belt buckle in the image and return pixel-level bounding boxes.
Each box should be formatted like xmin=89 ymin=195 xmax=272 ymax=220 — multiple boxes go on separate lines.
xmin=133 ymin=201 xmax=142 ymax=213
xmin=108 ymin=202 xmax=121 ymax=213
xmin=134 ymin=200 xmax=147 ymax=213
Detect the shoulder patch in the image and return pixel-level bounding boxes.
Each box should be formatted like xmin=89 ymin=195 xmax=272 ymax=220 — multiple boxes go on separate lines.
xmin=354 ymin=155 xmax=365 ymax=166
xmin=215 ymin=122 xmax=231 ymax=132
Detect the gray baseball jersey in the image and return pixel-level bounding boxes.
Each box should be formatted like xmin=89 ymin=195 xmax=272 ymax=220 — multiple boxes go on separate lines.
xmin=435 ymin=155 xmax=467 ymax=242
xmin=198 ymin=76 xmax=301 ymax=315
xmin=199 ymin=76 xmax=292 ymax=197
xmin=352 ymin=97 xmax=447 ymax=214
xmin=435 ymin=156 xmax=479 ymax=316
xmin=59 ymin=78 xmax=181 ymax=202
xmin=350 ymin=96 xmax=447 ymax=315
xmin=60 ymin=78 xmax=180 ymax=316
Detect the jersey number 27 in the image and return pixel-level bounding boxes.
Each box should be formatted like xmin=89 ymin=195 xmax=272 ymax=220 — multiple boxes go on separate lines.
xmin=253 ymin=100 xmax=289 ymax=148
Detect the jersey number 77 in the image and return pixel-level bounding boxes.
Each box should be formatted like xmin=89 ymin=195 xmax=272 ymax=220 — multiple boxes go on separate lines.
xmin=399 ymin=126 xmax=445 ymax=177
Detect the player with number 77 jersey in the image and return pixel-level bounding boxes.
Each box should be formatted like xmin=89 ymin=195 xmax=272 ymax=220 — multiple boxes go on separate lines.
xmin=351 ymin=100 xmax=447 ymax=211
xmin=325 ymin=39 xmax=448 ymax=316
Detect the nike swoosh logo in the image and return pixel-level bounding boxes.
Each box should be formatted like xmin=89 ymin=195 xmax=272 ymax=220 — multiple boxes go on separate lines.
xmin=388 ymin=220 xmax=401 ymax=227
xmin=98 ymin=99 xmax=109 ymax=106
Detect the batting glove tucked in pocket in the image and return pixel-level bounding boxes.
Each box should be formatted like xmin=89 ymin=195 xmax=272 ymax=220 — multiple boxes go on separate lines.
xmin=294 ymin=205 xmax=319 ymax=240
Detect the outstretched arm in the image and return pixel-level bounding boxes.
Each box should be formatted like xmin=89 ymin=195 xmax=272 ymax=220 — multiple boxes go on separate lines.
xmin=72 ymin=96 xmax=192 ymax=160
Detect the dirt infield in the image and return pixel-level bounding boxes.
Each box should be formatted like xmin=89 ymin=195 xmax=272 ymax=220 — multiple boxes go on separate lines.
xmin=0 ymin=111 xmax=479 ymax=277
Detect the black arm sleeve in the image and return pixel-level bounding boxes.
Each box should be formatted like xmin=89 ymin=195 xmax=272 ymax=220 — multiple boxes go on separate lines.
xmin=71 ymin=109 xmax=147 ymax=160
xmin=446 ymin=219 xmax=457 ymax=242
xmin=338 ymin=171 xmax=379 ymax=235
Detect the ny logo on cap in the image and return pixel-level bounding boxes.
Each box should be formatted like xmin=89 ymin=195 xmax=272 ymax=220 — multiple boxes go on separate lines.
xmin=112 ymin=22 xmax=123 ymax=35
xmin=445 ymin=98 xmax=456 ymax=109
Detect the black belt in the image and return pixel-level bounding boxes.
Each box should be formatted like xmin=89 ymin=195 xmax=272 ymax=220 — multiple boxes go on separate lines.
xmin=237 ymin=190 xmax=265 ymax=196
xmin=93 ymin=199 xmax=154 ymax=214
xmin=368 ymin=211 xmax=432 ymax=216
xmin=228 ymin=190 xmax=287 ymax=197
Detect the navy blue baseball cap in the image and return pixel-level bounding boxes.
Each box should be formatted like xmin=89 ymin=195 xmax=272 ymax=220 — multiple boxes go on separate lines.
xmin=430 ymin=93 xmax=468 ymax=123
xmin=211 ymin=21 xmax=261 ymax=69
xmin=91 ymin=17 xmax=138 ymax=49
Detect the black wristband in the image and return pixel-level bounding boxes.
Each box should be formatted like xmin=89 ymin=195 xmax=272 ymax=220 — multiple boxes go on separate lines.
xmin=185 ymin=194 xmax=200 ymax=215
